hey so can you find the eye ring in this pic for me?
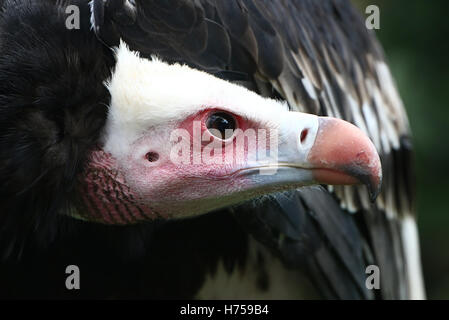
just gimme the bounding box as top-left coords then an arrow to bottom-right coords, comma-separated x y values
206,111 -> 237,140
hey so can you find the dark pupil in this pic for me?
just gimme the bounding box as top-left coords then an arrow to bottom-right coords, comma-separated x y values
206,112 -> 236,139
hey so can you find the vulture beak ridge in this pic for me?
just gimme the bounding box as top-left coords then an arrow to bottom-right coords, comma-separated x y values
306,117 -> 382,201
242,113 -> 382,203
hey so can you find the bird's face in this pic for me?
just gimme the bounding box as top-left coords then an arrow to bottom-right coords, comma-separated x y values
77,44 -> 382,224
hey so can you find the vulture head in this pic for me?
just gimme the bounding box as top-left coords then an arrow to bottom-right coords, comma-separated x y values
76,44 -> 382,224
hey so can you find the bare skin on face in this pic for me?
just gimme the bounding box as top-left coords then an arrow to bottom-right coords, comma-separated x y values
77,45 -> 382,224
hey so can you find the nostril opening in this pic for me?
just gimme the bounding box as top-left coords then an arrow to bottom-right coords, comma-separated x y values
300,128 -> 309,144
145,152 -> 159,162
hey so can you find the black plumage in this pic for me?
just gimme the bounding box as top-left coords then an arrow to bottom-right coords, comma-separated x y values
0,0 -> 112,259
0,0 -> 420,299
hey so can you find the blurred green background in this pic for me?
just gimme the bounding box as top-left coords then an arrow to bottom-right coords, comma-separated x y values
353,0 -> 449,299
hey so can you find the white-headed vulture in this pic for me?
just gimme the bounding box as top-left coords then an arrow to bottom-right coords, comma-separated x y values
0,0 -> 424,299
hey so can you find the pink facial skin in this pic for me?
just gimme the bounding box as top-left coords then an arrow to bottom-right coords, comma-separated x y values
79,108 -> 276,223
79,149 -> 158,224
78,110 -> 382,224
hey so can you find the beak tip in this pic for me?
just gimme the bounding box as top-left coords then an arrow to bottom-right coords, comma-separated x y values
368,172 -> 382,203
369,183 -> 381,203
342,164 -> 382,203
308,117 -> 383,202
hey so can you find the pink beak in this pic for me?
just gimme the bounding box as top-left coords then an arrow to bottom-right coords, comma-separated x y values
308,117 -> 382,201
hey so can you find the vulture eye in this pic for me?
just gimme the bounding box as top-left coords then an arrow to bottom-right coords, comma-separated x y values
206,112 -> 237,140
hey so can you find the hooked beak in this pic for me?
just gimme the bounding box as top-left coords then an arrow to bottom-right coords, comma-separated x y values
248,113 -> 382,201
307,117 -> 382,201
